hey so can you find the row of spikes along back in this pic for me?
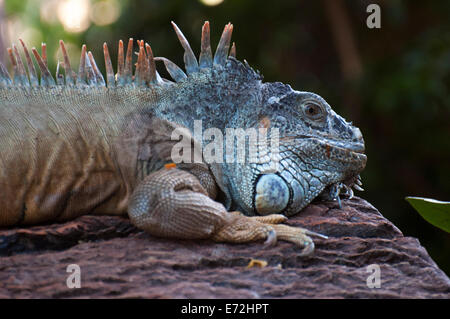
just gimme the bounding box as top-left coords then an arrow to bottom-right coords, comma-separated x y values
0,21 -> 236,89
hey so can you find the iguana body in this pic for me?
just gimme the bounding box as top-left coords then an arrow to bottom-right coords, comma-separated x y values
0,22 -> 366,254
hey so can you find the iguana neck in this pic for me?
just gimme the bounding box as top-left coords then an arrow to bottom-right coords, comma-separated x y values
153,67 -> 263,133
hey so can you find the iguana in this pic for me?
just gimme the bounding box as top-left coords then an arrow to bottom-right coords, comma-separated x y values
0,21 -> 366,255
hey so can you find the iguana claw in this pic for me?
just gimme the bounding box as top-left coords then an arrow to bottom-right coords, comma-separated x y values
299,240 -> 315,257
263,229 -> 277,247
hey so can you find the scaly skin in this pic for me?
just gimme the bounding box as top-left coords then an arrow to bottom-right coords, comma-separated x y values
0,22 -> 366,255
0,88 -> 153,225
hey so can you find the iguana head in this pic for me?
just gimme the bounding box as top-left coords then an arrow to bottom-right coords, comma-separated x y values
161,21 -> 367,216
205,75 -> 367,216
248,82 -> 367,216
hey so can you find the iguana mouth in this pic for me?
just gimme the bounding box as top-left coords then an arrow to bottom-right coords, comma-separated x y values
326,140 -> 365,154
283,135 -> 367,164
282,134 -> 365,152
323,139 -> 367,161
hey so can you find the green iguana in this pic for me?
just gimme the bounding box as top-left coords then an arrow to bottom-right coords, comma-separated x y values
0,21 -> 366,255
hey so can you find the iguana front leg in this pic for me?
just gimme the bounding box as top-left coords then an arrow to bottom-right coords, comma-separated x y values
128,168 -> 326,255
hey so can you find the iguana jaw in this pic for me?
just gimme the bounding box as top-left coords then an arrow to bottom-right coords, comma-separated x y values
246,134 -> 367,216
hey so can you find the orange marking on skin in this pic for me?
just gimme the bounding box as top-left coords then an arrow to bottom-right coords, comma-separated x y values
326,144 -> 331,158
259,117 -> 271,129
259,117 -> 271,135
164,163 -> 177,170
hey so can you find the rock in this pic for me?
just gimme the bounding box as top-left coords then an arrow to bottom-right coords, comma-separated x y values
0,197 -> 449,298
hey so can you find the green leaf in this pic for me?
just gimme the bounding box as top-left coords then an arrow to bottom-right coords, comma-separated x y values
405,197 -> 450,233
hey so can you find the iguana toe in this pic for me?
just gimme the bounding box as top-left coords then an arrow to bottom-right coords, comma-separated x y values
212,213 -> 326,255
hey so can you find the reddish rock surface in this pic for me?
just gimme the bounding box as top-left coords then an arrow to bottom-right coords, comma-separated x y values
0,197 -> 449,298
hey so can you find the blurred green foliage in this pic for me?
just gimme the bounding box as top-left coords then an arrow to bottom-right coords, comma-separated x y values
3,0 -> 450,274
406,197 -> 450,233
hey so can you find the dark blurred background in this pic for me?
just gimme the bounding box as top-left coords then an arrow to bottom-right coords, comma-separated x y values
1,0 -> 449,275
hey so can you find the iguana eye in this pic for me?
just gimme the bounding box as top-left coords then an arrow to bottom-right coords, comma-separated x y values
303,102 -> 324,120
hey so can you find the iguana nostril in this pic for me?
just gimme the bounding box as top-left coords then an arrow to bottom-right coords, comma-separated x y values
255,174 -> 290,215
352,127 -> 363,141
352,127 -> 365,152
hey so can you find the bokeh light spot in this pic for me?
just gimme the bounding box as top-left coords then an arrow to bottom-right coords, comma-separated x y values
40,0 -> 60,24
199,0 -> 224,7
57,0 -> 91,33
90,0 -> 121,26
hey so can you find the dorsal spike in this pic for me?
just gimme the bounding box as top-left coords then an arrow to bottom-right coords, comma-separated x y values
124,38 -> 133,83
77,44 -> 87,86
55,61 -> 64,85
11,45 -> 28,86
171,21 -> 199,74
229,42 -> 236,58
87,51 -> 105,86
41,43 -> 48,68
7,47 -> 17,76
155,70 -> 165,84
59,40 -> 76,85
145,43 -> 157,83
154,57 -> 187,82
0,62 -> 12,86
135,44 -> 147,86
139,40 -> 151,84
85,51 -> 96,85
103,42 -> 115,87
19,39 -> 38,87
199,21 -> 213,68
214,23 -> 233,66
31,47 -> 55,86
116,40 -> 125,85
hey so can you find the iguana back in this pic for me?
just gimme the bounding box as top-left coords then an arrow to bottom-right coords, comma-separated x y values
0,87 -> 151,225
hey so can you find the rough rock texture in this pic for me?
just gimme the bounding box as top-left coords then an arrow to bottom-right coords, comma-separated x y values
0,197 -> 449,298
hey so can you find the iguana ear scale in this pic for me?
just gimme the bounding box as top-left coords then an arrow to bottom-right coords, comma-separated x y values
171,21 -> 199,75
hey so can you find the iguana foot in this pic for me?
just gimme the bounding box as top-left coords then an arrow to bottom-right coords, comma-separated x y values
212,212 -> 327,256
128,167 -> 327,255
